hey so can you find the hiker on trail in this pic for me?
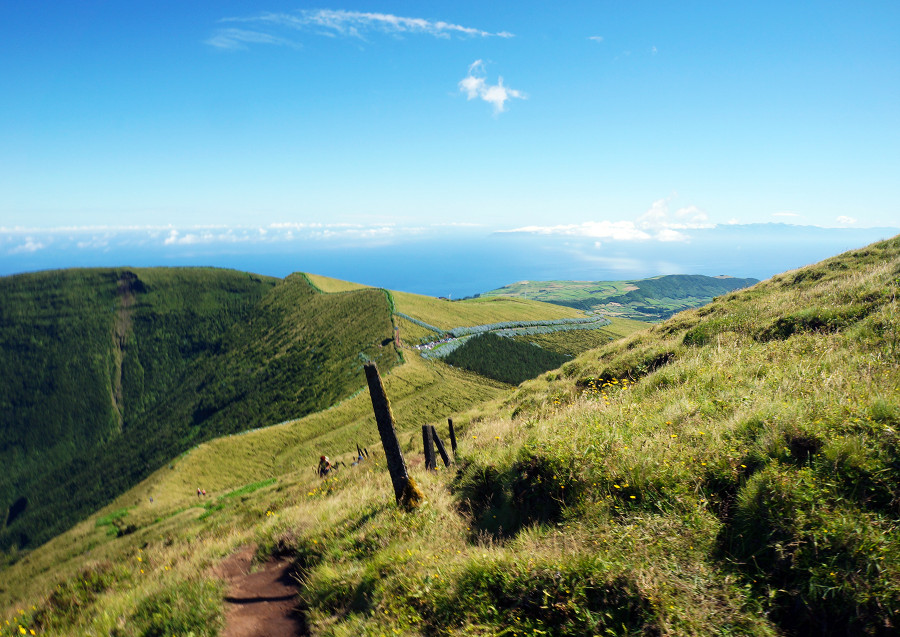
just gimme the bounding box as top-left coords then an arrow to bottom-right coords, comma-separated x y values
318,455 -> 332,477
197,487 -> 202,497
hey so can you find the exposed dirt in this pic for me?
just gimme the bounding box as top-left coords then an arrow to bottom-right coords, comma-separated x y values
216,545 -> 308,637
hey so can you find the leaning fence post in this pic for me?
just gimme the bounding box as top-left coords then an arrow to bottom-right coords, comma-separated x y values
448,418 -> 458,456
422,425 -> 436,471
364,362 -> 423,508
430,425 -> 451,468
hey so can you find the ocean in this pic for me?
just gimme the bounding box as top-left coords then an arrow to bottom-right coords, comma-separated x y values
1,224 -> 896,297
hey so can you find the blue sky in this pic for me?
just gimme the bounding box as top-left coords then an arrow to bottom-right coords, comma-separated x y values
1,1 -> 898,279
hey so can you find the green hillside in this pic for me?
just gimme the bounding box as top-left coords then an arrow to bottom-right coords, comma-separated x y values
483,274 -> 760,321
1,238 -> 898,636
443,332 -> 571,385
1,269 -> 588,556
0,268 -> 400,553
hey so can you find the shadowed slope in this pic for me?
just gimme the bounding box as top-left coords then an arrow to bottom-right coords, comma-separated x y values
0,269 -> 399,552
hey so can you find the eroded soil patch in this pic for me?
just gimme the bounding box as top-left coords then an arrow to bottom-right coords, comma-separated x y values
217,546 -> 307,637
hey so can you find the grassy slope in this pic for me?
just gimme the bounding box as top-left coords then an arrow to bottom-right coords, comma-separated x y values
443,333 -> 570,385
0,354 -> 508,627
513,316 -> 647,357
0,267 -> 279,551
442,238 -> 900,635
304,273 -> 590,345
391,291 -> 585,329
0,269 -> 400,553
304,273 -> 371,293
3,238 -> 898,636
392,291 -> 587,344
483,274 -> 759,321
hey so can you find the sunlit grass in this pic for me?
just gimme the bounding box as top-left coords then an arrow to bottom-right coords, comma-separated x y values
1,237 -> 898,635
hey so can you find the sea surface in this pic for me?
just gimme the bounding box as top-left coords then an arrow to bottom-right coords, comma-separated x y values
1,224 -> 896,298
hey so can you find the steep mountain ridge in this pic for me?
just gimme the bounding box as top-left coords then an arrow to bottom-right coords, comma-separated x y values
0,268 -> 399,552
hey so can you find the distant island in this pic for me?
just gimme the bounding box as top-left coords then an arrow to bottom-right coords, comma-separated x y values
481,273 -> 759,321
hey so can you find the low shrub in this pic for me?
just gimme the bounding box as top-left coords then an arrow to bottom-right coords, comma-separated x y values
118,579 -> 225,637
424,556 -> 657,636
33,562 -> 126,629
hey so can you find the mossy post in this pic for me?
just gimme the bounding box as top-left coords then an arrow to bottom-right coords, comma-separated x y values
448,418 -> 458,455
422,425 -> 436,471
430,425 -> 451,468
364,362 -> 423,508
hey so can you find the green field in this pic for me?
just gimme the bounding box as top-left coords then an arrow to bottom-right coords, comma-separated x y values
482,273 -> 760,321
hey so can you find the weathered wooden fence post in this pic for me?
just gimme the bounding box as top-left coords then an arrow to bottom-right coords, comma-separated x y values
430,425 -> 451,468
364,362 -> 423,508
448,418 -> 458,455
422,425 -> 436,470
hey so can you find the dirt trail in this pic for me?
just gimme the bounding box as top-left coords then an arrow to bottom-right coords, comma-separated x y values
215,546 -> 307,637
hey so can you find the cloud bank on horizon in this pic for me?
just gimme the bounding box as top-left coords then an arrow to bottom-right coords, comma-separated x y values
2,197 -> 894,260
503,197 -> 713,243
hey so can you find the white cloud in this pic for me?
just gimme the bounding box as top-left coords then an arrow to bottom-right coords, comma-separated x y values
76,236 -> 110,250
507,221 -> 652,241
11,238 -> 45,253
503,197 -> 713,242
459,60 -> 525,114
836,215 -> 857,226
204,28 -> 300,50
655,228 -> 687,242
674,205 -> 710,226
588,35 -> 604,43
651,45 -> 658,54
636,197 -> 671,230
211,10 -> 512,48
9,237 -> 46,254
637,197 -> 713,231
269,222 -> 325,230
430,221 -> 484,228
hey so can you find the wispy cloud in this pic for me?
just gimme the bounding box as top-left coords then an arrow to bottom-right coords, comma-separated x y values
503,197 -> 714,243
459,60 -> 525,115
836,215 -> 857,226
588,35 -> 604,43
208,9 -> 512,48
204,28 -> 301,50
